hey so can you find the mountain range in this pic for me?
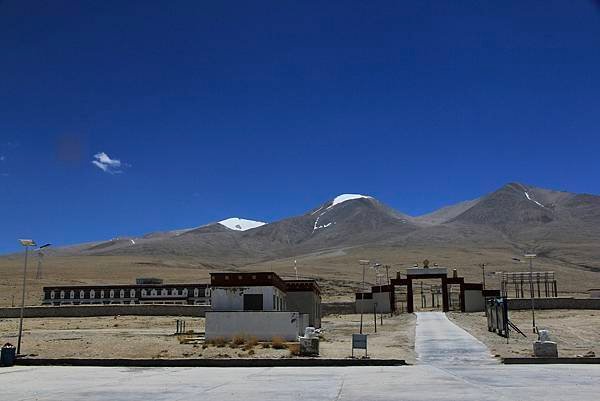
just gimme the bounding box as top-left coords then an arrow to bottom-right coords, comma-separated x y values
49,183 -> 600,273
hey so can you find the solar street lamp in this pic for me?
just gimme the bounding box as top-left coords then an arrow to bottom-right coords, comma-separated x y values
358,260 -> 370,334
17,239 -> 37,355
524,253 -> 537,333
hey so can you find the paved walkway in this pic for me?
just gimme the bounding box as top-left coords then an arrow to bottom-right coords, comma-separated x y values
415,312 -> 497,365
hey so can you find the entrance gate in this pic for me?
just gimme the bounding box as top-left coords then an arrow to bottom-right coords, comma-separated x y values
390,267 -> 473,313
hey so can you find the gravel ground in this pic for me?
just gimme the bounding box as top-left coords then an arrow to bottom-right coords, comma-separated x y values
0,313 -> 416,361
447,309 -> 600,358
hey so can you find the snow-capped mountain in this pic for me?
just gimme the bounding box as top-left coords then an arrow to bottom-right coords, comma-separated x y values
43,185 -> 600,273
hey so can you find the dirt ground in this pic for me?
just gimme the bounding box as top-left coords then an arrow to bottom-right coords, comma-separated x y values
0,313 -> 416,361
448,310 -> 600,358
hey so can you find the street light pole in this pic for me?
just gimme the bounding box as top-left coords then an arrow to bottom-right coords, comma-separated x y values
359,260 -> 370,334
525,253 -> 537,333
17,239 -> 36,355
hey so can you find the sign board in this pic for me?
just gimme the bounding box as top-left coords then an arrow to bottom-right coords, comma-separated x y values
352,333 -> 368,357
352,334 -> 367,349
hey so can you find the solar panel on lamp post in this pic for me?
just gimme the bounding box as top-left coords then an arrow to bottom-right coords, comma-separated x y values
524,253 -> 537,334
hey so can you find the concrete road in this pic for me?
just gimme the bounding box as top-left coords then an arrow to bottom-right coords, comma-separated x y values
1,364 -> 599,401
415,312 -> 497,365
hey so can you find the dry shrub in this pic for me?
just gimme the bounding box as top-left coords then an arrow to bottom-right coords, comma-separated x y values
207,337 -> 227,347
271,336 -> 286,349
287,343 -> 300,356
261,342 -> 271,349
243,336 -> 259,351
232,334 -> 246,347
248,349 -> 255,356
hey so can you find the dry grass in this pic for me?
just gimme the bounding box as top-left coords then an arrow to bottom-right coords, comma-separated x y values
271,336 -> 286,349
231,334 -> 246,347
206,337 -> 227,347
287,343 -> 300,356
243,336 -> 258,351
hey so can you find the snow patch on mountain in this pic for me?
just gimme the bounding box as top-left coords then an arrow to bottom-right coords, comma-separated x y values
219,217 -> 266,231
328,194 -> 372,209
524,192 -> 545,208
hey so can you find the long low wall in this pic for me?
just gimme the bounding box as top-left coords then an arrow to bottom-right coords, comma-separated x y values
1,302 -> 352,319
0,304 -> 210,318
507,298 -> 600,310
321,302 -> 355,316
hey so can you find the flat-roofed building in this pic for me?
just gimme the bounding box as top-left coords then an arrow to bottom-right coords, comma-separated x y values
210,272 -> 288,311
285,279 -> 322,328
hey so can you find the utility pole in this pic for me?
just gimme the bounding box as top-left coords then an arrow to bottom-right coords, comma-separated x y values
525,254 -> 537,333
359,260 -> 370,334
479,263 -> 486,290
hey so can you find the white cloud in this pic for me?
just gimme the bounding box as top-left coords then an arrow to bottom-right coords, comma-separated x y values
0,155 -> 5,162
92,152 -> 126,174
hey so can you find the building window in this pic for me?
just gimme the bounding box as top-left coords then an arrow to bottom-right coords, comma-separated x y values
90,290 -> 95,299
80,290 -> 85,299
182,288 -> 188,296
151,289 -> 157,296
172,288 -> 178,296
141,289 -> 147,296
70,290 -> 75,299
60,291 -> 65,299
109,290 -> 115,298
119,289 -> 125,298
193,288 -> 199,297
161,289 -> 168,296
50,291 -> 55,299
243,294 -> 264,311
100,290 -> 105,298
130,289 -> 135,298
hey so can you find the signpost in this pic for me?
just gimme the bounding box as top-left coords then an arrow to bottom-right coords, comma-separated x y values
352,333 -> 368,358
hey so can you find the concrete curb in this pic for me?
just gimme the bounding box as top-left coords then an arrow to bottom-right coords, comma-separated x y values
502,357 -> 600,364
15,357 -> 406,367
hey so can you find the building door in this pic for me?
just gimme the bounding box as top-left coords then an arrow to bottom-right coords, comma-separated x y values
243,294 -> 263,311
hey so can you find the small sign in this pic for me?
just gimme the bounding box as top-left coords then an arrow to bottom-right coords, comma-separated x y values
352,334 -> 367,349
352,333 -> 368,357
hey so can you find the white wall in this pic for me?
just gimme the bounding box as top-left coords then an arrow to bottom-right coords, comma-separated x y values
211,286 -> 287,311
356,293 -> 391,314
206,311 -> 303,341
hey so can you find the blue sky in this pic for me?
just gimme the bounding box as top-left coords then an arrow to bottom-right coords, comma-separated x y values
1,1 -> 599,253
